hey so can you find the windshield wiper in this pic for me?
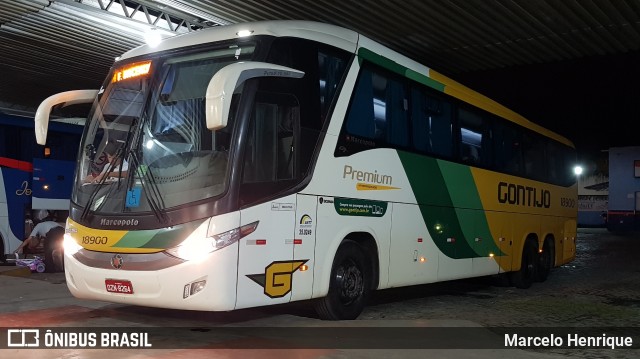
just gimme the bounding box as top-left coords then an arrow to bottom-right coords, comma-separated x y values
80,146 -> 124,220
124,112 -> 170,224
81,113 -> 136,220
128,150 -> 168,224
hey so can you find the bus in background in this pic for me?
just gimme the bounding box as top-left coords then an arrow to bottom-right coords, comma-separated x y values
0,112 -> 82,263
35,21 -> 577,320
607,146 -> 640,232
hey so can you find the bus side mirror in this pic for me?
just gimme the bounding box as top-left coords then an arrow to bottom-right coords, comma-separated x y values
35,90 -> 98,145
205,62 -> 304,130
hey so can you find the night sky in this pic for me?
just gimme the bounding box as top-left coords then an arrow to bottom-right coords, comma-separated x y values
454,50 -> 640,170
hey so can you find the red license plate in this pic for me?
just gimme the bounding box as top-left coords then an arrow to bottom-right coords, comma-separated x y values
105,279 -> 134,294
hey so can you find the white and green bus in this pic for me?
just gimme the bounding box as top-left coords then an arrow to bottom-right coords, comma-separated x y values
36,20 -> 577,320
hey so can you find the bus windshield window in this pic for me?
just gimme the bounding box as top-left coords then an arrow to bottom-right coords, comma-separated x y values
73,43 -> 256,214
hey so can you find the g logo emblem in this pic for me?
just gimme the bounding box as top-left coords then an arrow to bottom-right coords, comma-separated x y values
247,260 -> 308,298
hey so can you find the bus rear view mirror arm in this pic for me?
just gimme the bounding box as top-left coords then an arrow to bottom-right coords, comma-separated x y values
35,90 -> 98,145
205,61 -> 304,131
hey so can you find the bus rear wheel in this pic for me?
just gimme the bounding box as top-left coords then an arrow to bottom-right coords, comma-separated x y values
536,238 -> 554,282
510,239 -> 538,289
315,240 -> 370,320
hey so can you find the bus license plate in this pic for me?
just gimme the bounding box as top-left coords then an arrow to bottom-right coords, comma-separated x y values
105,279 -> 134,294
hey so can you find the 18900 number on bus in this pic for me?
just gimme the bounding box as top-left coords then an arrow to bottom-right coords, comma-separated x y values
560,197 -> 576,208
82,236 -> 108,244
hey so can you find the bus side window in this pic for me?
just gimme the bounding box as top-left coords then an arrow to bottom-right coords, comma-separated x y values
346,68 -> 376,139
242,92 -> 299,183
458,108 -> 489,166
522,131 -> 546,181
318,51 -> 348,121
546,139 -> 560,184
240,90 -> 300,206
493,121 -> 522,175
344,65 -> 409,147
410,88 -> 453,158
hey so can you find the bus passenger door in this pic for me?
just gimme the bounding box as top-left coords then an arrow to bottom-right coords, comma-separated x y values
236,195 -> 296,309
235,89 -> 303,309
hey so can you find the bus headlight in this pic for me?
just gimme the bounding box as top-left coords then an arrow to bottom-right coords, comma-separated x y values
63,234 -> 83,256
165,221 -> 258,261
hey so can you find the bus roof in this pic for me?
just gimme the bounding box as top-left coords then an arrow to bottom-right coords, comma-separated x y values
119,20 -> 573,149
119,20 -> 359,61
428,70 -> 574,148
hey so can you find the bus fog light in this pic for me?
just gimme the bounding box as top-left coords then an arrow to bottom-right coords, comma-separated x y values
191,280 -> 206,294
183,280 -> 207,298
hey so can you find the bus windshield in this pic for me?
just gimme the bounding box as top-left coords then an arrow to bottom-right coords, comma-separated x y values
73,43 -> 256,214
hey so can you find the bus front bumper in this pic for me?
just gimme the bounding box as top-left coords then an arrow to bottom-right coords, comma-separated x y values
63,245 -> 239,311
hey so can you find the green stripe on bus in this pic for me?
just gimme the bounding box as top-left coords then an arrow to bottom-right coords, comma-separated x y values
112,220 -> 205,249
358,48 -> 406,75
438,161 -> 503,256
397,151 -> 477,259
405,69 -> 445,92
357,48 -> 445,92
112,230 -> 157,248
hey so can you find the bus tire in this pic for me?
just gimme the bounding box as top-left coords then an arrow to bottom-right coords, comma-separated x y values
44,227 -> 65,273
536,238 -> 554,282
43,236 -> 55,273
510,239 -> 538,289
315,240 -> 370,320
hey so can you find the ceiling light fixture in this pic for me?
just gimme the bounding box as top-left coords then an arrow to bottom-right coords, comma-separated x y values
144,28 -> 162,47
236,30 -> 254,37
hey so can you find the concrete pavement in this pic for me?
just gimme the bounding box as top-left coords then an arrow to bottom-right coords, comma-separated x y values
0,264 -> 571,359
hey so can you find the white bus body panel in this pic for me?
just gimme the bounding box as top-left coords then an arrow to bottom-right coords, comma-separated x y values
291,194 -> 318,301
235,194 -> 296,309
303,49 -> 501,293
307,141 -> 415,293
388,203 -> 439,286
314,196 -> 392,296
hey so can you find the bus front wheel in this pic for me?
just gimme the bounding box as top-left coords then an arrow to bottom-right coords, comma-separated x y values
315,240 -> 370,320
44,227 -> 65,273
510,239 -> 538,289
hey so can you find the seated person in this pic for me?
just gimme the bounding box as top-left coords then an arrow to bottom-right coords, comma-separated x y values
84,150 -> 129,184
